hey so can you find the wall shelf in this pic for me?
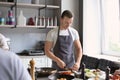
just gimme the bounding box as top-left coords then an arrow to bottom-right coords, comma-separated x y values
0,0 -> 61,28
46,5 -> 60,9
0,2 -> 14,7
0,2 -> 60,9
0,25 -> 14,28
0,25 -> 58,28
16,25 -> 45,28
17,3 -> 45,9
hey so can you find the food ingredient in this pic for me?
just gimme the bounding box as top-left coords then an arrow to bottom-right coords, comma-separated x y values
57,78 -> 67,80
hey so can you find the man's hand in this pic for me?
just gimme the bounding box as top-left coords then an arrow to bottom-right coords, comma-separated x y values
114,69 -> 120,75
71,62 -> 80,71
56,59 -> 66,69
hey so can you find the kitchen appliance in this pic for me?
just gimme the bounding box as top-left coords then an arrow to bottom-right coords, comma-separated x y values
28,49 -> 44,56
18,41 -> 45,56
18,49 -> 44,56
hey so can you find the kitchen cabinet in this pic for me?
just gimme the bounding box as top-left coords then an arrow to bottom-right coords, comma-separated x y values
20,55 -> 52,68
0,0 -> 61,28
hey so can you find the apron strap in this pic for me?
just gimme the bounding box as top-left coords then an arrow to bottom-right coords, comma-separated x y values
57,26 -> 60,38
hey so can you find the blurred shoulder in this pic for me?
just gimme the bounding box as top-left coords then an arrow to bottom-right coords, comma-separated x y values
69,27 -> 78,33
47,27 -> 59,36
48,27 -> 58,33
0,48 -> 19,59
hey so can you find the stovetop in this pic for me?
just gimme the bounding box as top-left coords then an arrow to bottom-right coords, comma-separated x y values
17,49 -> 44,56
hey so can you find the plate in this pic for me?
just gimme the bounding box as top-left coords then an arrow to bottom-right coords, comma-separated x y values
88,77 -> 104,80
85,69 -> 105,79
73,78 -> 83,80
58,71 -> 73,75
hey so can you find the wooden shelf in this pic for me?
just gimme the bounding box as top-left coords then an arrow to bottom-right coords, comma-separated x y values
47,26 -> 58,28
0,2 -> 14,7
17,3 -> 45,9
0,25 -> 58,28
0,25 -> 14,28
0,2 -> 60,9
0,1 -> 60,28
46,5 -> 60,9
17,25 -> 45,28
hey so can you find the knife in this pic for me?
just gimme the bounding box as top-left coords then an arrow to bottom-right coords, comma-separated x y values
64,67 -> 73,72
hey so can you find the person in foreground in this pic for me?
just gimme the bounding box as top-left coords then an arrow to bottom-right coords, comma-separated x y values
0,33 -> 32,80
45,10 -> 83,71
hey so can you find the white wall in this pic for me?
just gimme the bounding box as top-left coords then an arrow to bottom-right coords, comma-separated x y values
62,0 -> 79,30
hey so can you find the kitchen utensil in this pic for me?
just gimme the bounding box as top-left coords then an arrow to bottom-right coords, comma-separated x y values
64,66 -> 72,71
48,72 -> 75,80
35,67 -> 57,77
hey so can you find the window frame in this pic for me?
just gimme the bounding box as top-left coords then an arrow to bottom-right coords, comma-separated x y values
101,0 -> 120,56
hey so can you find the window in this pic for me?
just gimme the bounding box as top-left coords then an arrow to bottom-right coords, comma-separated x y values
101,0 -> 120,56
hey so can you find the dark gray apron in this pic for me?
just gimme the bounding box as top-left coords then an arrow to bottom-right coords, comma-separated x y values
52,28 -> 75,71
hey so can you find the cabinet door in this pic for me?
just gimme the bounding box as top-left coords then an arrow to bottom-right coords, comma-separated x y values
20,56 -> 52,68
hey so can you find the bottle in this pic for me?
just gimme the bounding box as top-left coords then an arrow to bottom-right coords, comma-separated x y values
29,58 -> 35,80
8,10 -> 13,17
105,66 -> 110,80
17,10 -> 26,26
51,17 -> 53,26
9,17 -> 15,25
42,16 -> 45,27
39,17 -> 42,26
80,63 -> 86,80
6,9 -> 15,25
0,17 -> 5,25
47,17 -> 49,27
54,16 -> 57,26
35,16 -> 38,26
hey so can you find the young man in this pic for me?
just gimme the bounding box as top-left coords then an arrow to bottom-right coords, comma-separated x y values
45,10 -> 83,71
0,33 -> 32,80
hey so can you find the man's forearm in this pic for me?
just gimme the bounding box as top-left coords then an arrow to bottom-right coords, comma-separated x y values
75,49 -> 83,65
45,51 -> 61,63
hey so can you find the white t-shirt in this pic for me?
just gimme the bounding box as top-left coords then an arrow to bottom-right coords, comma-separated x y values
46,27 -> 80,47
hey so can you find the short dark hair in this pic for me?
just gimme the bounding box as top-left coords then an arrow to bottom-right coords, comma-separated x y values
61,10 -> 73,18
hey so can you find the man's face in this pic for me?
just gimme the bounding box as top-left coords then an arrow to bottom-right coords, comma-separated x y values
61,16 -> 73,29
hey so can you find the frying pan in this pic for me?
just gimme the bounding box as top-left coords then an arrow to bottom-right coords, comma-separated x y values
54,73 -> 75,80
35,67 -> 57,77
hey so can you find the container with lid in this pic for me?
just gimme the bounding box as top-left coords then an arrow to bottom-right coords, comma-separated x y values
17,10 -> 26,26
0,18 -> 5,25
